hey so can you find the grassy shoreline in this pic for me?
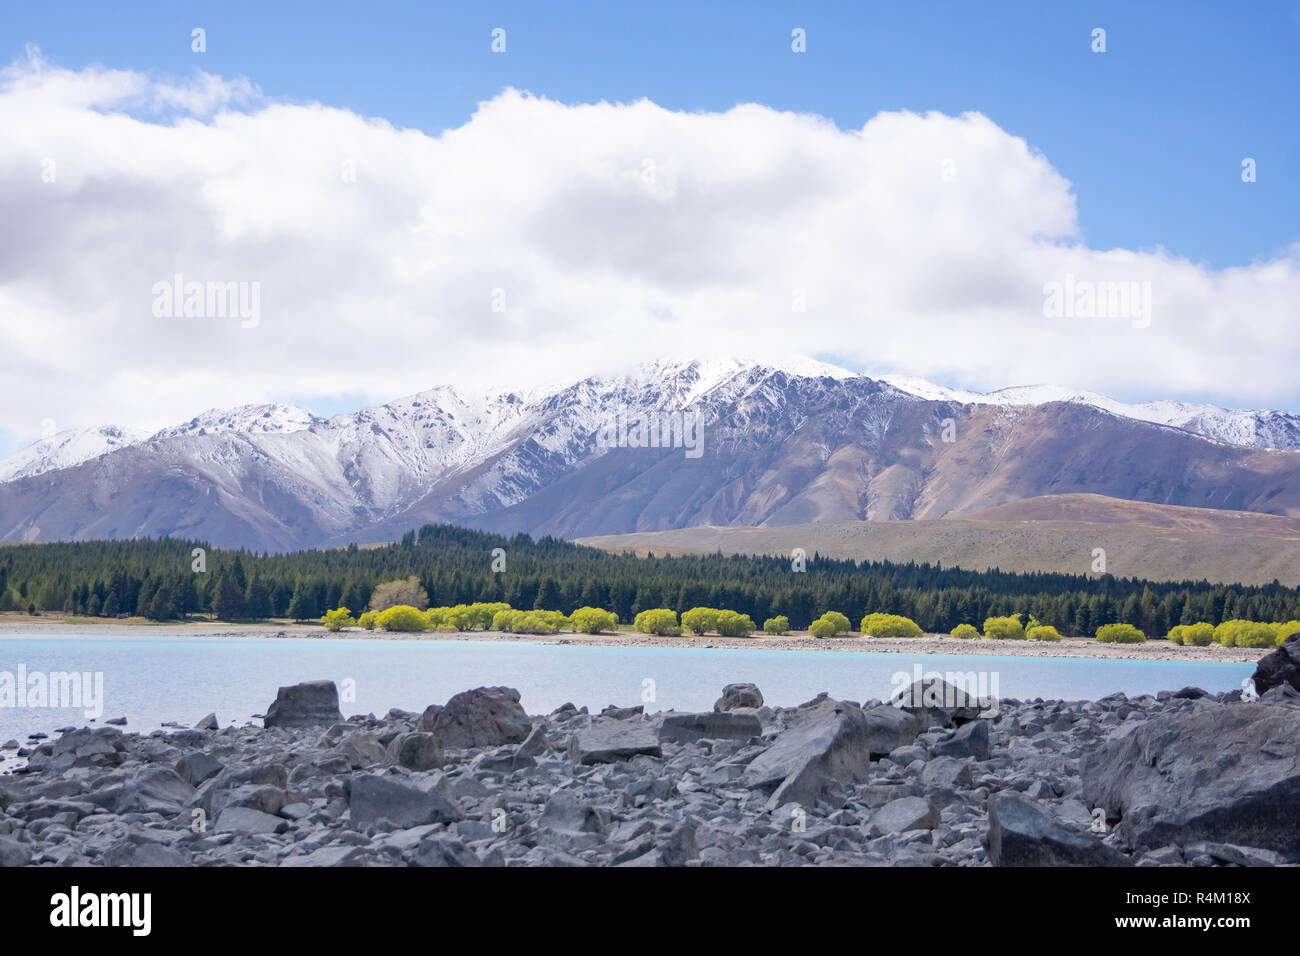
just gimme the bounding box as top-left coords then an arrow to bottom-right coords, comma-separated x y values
0,613 -> 1268,663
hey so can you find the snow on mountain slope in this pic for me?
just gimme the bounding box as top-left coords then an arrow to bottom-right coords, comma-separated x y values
0,425 -> 150,482
4,357 -> 1300,550
879,376 -> 1300,450
148,403 -> 323,441
4,359 -> 1296,496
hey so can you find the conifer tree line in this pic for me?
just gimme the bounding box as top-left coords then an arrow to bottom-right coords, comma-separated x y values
1,523 -> 1298,637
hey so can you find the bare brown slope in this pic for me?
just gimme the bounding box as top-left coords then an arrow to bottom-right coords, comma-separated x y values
577,495 -> 1300,587
964,493 -> 1300,536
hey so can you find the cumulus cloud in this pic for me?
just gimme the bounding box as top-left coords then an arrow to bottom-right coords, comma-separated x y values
1,49 -> 1298,445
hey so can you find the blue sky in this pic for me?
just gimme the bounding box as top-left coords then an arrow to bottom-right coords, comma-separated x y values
6,0 -> 1296,268
1,1 -> 1298,459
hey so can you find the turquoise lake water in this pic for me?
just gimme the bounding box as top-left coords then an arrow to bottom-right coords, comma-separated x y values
0,634 -> 1255,745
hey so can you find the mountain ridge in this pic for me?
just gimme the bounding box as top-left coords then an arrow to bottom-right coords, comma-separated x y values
4,358 -> 1300,551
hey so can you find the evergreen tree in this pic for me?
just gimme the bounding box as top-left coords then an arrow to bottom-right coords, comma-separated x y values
534,578 -> 563,611
212,574 -> 246,621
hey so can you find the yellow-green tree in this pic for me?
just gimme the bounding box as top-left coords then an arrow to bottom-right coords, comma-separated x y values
634,608 -> 681,636
321,607 -> 355,631
983,615 -> 1026,640
682,607 -> 722,636
377,604 -> 430,632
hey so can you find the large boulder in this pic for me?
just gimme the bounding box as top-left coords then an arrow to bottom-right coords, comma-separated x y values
740,698 -> 873,809
0,836 -> 31,867
1252,632 -> 1300,695
892,676 -> 993,728
175,752 -> 224,787
540,790 -> 604,833
714,683 -> 764,712
861,705 -> 922,757
114,767 -> 195,815
933,719 -> 991,760
421,687 -> 531,750
869,796 -> 939,835
659,712 -> 762,744
348,773 -> 463,830
263,680 -> 343,729
384,732 -> 444,771
988,793 -> 1131,866
1081,701 -> 1300,852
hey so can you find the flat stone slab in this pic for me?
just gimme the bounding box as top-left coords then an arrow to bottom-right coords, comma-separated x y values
658,712 -> 762,744
572,721 -> 662,764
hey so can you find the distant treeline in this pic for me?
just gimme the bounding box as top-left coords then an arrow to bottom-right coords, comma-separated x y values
1,523 -> 1299,637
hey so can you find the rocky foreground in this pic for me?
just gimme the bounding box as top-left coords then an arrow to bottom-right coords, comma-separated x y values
2,638 -> 1300,868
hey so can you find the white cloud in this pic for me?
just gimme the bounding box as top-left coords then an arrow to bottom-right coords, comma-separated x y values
1,49 -> 1298,445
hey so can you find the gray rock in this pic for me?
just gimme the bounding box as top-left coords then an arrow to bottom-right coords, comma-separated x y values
600,705 -> 644,719
384,732 -> 444,770
348,773 -> 463,830
893,677 -> 993,727
714,683 -> 764,712
115,767 -> 195,814
988,793 -> 1130,866
214,806 -> 288,834
264,680 -> 343,729
416,835 -> 482,867
888,745 -> 927,766
933,720 -> 990,760
1182,841 -> 1284,867
421,687 -> 531,749
741,697 -> 873,809
335,732 -> 387,769
0,836 -> 31,867
661,822 -> 698,867
515,723 -> 553,763
659,712 -> 762,744
194,713 -> 219,731
861,705 -> 922,757
1259,682 -> 1300,707
1251,632 -> 1300,696
540,790 -> 603,833
1081,702 -> 1300,852
120,844 -> 189,867
282,845 -> 367,867
870,796 -> 939,835
175,752 -> 224,787
1136,846 -> 1184,866
572,720 -> 662,764
920,756 -> 973,790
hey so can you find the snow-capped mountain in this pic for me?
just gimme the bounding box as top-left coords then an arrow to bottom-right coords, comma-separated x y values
2,357 -> 1300,550
147,403 -> 324,441
879,376 -> 1300,450
0,404 -> 326,483
0,425 -> 150,482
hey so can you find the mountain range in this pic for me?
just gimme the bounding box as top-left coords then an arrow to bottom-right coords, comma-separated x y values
3,357 -> 1300,553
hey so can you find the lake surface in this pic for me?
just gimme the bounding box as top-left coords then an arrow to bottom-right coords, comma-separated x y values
0,634 -> 1255,745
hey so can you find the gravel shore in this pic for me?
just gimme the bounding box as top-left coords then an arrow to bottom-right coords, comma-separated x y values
0,617 -> 1268,663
